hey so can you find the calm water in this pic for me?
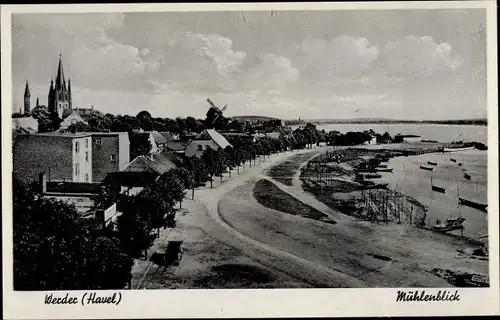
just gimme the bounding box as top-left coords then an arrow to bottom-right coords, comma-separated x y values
373,149 -> 488,238
306,124 -> 488,144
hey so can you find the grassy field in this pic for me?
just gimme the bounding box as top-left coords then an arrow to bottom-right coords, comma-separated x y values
253,179 -> 336,224
265,152 -> 318,186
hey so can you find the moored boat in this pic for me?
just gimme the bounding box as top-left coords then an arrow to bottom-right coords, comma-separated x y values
365,173 -> 382,179
464,173 -> 471,180
428,161 -> 438,166
450,158 -> 457,162
432,185 -> 446,193
444,146 -> 475,152
431,217 -> 465,233
420,165 -> 434,171
376,168 -> 393,172
458,198 -> 488,212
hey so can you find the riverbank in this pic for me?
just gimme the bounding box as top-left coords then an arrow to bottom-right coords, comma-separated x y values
298,143 -> 488,254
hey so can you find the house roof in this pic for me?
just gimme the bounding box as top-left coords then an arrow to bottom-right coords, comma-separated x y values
396,134 -> 421,138
194,129 -> 232,149
159,132 -> 176,142
165,142 -> 189,152
89,132 -> 128,137
17,132 -> 91,138
124,155 -> 175,175
151,153 -> 177,171
146,131 -> 169,145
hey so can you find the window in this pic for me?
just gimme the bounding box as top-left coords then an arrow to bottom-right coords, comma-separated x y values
75,164 -> 80,176
197,144 -> 203,151
85,139 -> 89,149
84,173 -> 89,182
95,138 -> 102,146
75,142 -> 80,153
85,152 -> 89,162
110,154 -> 116,163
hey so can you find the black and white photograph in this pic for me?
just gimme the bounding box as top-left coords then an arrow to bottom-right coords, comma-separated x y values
2,1 -> 498,318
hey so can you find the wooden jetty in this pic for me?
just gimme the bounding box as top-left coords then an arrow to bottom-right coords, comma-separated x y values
420,165 -> 434,171
458,197 -> 488,212
427,161 -> 438,166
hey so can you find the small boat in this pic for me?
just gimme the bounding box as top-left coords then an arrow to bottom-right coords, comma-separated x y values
420,165 -> 434,171
443,146 -> 475,152
450,158 -> 457,162
431,217 -> 465,233
360,182 -> 388,190
464,173 -> 471,180
432,185 -> 446,193
376,168 -> 393,172
458,163 -> 463,167
458,198 -> 488,212
365,173 -> 382,179
427,161 -> 437,166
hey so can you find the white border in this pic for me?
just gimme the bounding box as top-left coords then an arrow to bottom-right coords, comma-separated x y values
2,2 -> 499,319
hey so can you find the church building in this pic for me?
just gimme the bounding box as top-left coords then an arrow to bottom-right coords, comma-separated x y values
48,54 -> 72,119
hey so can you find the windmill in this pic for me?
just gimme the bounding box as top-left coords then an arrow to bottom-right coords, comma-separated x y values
205,98 -> 228,128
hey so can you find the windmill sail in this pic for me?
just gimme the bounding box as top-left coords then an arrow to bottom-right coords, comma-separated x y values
206,98 -> 217,109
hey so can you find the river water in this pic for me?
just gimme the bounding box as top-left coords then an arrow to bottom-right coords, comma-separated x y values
308,123 -> 488,145
372,149 -> 488,239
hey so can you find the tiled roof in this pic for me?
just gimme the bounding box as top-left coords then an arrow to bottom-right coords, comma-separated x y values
151,153 -> 177,171
195,129 -> 232,149
147,131 -> 169,145
124,155 -> 175,175
158,132 -> 176,142
16,132 -> 91,138
166,142 -> 189,151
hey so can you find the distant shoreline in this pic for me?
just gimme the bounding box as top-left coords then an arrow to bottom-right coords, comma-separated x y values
286,120 -> 487,126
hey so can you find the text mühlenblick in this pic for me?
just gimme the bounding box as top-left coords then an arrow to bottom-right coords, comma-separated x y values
396,290 -> 460,302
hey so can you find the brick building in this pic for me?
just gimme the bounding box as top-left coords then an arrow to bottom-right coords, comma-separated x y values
13,133 -> 92,183
91,132 -> 130,182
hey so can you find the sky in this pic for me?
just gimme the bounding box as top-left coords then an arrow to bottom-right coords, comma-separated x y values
11,9 -> 487,120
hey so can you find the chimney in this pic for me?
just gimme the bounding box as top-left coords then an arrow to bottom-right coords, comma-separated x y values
39,172 -> 47,194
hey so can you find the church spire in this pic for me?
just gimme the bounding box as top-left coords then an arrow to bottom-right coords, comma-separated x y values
36,97 -> 40,107
24,80 -> 30,97
24,81 -> 31,114
55,54 -> 66,89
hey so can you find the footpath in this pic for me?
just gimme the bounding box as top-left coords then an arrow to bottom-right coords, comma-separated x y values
131,148 -> 318,289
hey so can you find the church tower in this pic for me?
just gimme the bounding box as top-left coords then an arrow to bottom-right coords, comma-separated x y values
48,54 -> 72,118
24,81 -> 30,114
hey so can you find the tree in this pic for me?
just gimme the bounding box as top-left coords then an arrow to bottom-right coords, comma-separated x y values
116,196 -> 156,259
129,132 -> 152,160
30,105 -> 53,132
137,111 -> 153,131
13,179 -> 133,290
202,148 -> 226,187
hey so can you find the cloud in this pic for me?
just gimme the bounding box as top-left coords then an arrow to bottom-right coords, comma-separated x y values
294,35 -> 379,79
378,36 -> 463,77
239,53 -> 300,92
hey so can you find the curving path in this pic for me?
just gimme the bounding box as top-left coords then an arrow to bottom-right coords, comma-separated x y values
192,149 -> 366,287
180,148 -> 486,288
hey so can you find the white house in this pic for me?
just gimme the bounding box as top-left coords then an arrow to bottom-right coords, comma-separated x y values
394,134 -> 422,143
59,111 -> 88,130
185,129 -> 232,158
364,135 -> 377,145
12,116 -> 39,133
